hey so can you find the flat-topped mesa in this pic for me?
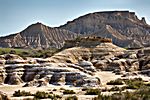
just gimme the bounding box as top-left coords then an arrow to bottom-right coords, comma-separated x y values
63,36 -> 112,48
91,11 -> 140,22
97,10 -> 135,16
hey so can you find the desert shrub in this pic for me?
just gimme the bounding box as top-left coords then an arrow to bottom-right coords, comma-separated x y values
94,87 -> 150,100
54,94 -> 62,99
52,89 -> 57,91
109,86 -> 120,91
107,79 -> 123,85
33,91 -> 62,99
34,91 -> 49,99
85,89 -> 101,95
124,78 -> 144,89
93,94 -> 112,100
9,50 -> 16,54
82,87 -> 88,91
13,90 -> 32,97
63,89 -> 76,94
125,84 -> 139,89
60,87 -> 65,90
13,90 -> 62,99
145,82 -> 150,86
65,96 -> 78,100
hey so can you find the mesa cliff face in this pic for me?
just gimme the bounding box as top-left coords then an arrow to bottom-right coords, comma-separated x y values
60,11 -> 150,48
0,23 -> 77,49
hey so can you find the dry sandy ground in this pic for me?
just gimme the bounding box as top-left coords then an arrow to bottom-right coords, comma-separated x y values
94,71 -> 122,85
1,71 -> 150,100
0,83 -> 97,100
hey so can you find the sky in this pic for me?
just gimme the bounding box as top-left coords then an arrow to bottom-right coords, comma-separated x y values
0,0 -> 150,36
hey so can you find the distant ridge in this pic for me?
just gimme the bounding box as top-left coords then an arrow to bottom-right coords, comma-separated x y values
1,10 -> 150,49
59,11 -> 150,48
0,22 -> 77,49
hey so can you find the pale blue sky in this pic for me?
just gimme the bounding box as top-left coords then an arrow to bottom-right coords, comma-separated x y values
0,0 -> 150,36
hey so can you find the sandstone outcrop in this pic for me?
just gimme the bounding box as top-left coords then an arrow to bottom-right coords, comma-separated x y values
0,53 -> 100,87
0,91 -> 10,100
48,37 -> 125,64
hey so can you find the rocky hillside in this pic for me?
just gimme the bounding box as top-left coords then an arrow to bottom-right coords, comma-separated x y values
60,11 -> 150,48
0,22 -> 77,49
48,37 -> 125,64
2,37 -> 150,87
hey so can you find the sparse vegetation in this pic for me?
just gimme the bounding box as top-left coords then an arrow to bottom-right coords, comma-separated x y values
10,77 -> 150,100
85,88 -> 101,95
13,90 -> 32,97
106,78 -> 124,85
94,87 -> 150,100
60,87 -> 65,90
109,86 -> 121,91
124,78 -> 145,89
63,89 -> 76,94
53,89 -> 57,91
65,96 -> 78,100
13,90 -> 62,99
33,91 -> 62,99
0,48 -> 60,58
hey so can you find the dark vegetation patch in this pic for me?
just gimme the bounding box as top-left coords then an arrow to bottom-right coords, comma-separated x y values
85,89 -> 101,95
63,89 -> 76,94
13,90 -> 62,99
65,96 -> 78,100
106,78 -> 124,85
0,48 -> 61,58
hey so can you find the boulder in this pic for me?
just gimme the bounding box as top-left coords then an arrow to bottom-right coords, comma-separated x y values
5,73 -> 23,85
78,60 -> 96,72
128,53 -> 137,59
107,59 -> 127,71
126,59 -> 139,72
50,73 -> 66,85
142,64 -> 150,70
93,60 -> 108,70
0,56 -> 5,65
0,91 -> 10,100
3,54 -> 23,60
0,67 -> 6,84
75,77 -> 101,87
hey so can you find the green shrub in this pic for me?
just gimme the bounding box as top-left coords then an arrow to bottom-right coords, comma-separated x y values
33,91 -> 62,99
94,87 -> 150,100
65,96 -> 78,100
13,90 -> 32,97
109,86 -> 120,91
13,90 -> 62,99
53,89 -> 57,91
124,78 -> 144,89
93,94 -> 112,100
107,79 -> 123,85
82,87 -> 88,91
85,89 -> 101,95
63,90 -> 76,94
60,88 -> 65,90
34,91 -> 49,99
54,94 -> 62,99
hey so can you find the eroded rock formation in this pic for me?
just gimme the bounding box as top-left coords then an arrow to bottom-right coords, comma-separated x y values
60,11 -> 150,48
0,22 -> 77,49
1,37 -> 150,87
0,54 -> 100,87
